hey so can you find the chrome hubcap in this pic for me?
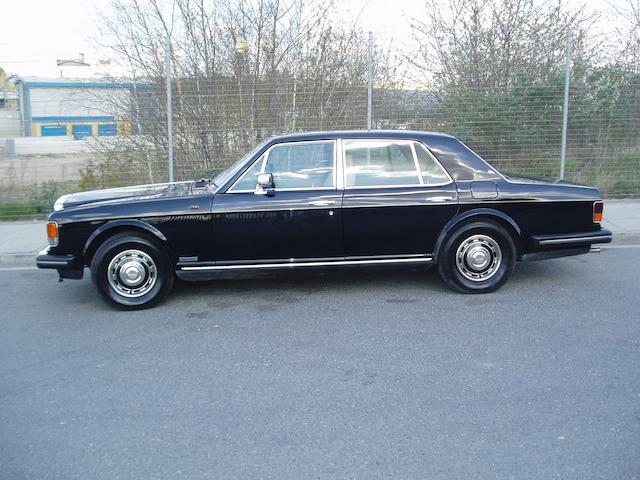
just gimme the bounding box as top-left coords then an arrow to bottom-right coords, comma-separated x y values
455,234 -> 502,282
107,249 -> 157,298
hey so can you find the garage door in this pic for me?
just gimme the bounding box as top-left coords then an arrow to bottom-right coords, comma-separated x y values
72,125 -> 93,139
98,124 -> 117,136
41,125 -> 67,136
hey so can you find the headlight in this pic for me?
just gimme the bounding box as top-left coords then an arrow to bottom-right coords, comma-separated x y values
53,194 -> 69,211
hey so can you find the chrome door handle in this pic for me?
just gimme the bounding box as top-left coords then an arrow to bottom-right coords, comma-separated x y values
308,200 -> 337,206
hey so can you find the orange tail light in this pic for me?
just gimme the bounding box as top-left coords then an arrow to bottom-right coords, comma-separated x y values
593,201 -> 603,223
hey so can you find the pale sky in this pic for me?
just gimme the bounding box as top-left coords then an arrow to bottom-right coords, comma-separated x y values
0,0 -> 630,78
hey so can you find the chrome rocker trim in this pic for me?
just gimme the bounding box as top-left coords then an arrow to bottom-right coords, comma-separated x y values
179,255 -> 433,272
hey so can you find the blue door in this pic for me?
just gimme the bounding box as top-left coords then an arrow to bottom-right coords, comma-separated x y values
98,124 -> 117,136
72,125 -> 92,139
41,125 -> 67,136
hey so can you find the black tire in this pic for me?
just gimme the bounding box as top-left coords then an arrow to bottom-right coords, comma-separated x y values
90,232 -> 174,309
437,220 -> 516,294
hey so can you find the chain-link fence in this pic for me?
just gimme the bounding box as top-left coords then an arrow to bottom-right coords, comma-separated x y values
1,35 -> 639,220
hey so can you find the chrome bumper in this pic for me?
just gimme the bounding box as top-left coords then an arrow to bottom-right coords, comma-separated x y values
36,247 -> 77,269
531,229 -> 613,247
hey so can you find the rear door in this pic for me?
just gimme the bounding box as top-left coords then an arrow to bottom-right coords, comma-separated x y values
341,139 -> 458,257
212,140 -> 343,262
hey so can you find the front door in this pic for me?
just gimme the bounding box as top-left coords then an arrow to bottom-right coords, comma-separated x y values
212,140 -> 343,262
341,139 -> 458,257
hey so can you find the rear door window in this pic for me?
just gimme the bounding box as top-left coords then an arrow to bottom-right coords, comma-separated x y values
344,140 -> 421,187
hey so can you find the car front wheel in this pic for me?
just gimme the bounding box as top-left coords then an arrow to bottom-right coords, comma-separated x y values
90,233 -> 174,309
438,221 -> 516,294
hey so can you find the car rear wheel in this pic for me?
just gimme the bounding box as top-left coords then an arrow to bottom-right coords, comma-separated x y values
438,221 -> 516,293
90,233 -> 174,309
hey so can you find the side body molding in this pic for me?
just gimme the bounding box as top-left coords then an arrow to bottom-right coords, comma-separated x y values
433,208 -> 522,262
83,219 -> 168,257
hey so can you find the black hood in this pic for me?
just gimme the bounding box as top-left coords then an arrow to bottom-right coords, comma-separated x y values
55,181 -> 198,210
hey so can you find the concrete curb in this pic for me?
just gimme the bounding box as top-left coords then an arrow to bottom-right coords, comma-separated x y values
610,233 -> 640,245
0,253 -> 38,267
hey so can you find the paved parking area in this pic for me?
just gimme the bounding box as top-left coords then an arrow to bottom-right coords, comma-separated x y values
1,247 -> 639,479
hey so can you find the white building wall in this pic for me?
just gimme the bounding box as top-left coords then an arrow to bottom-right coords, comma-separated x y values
29,87 -> 130,119
0,110 -> 21,138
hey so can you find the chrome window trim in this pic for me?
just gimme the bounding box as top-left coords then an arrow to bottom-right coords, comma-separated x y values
230,186 -> 339,194
410,142 -> 424,186
336,138 -> 345,190
342,138 -> 454,189
344,183 -> 450,190
228,139 -> 337,194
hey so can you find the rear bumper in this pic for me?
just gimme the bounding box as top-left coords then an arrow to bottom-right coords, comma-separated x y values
531,228 -> 613,248
36,248 -> 83,279
522,228 -> 612,262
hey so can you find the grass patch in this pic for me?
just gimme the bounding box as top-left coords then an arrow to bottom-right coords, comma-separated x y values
0,202 -> 48,221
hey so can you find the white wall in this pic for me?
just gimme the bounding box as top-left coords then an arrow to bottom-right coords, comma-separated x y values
29,87 -> 130,119
4,136 -> 90,154
0,110 -> 21,138
3,135 -> 122,155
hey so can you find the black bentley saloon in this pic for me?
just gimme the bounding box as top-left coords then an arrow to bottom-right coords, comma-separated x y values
37,130 -> 612,309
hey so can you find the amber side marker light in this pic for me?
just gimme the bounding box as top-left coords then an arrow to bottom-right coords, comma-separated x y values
46,222 -> 59,247
593,201 -> 604,223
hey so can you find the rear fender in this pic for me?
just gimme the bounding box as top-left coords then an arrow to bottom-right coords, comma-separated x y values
433,208 -> 522,262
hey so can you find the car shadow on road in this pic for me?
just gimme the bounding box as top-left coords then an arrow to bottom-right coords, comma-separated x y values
168,258 -> 570,304
29,257 -> 581,312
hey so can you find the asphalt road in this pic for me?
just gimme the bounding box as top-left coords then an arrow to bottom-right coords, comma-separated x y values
1,247 -> 639,480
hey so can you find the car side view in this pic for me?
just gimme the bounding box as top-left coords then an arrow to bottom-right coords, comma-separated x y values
37,130 -> 612,309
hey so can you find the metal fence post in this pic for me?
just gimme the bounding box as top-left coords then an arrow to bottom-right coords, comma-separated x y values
560,30 -> 572,181
367,31 -> 373,131
165,33 -> 175,183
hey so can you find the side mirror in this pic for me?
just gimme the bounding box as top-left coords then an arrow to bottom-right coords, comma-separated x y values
255,172 -> 275,196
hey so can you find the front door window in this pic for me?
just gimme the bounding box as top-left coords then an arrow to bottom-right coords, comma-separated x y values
230,141 -> 335,192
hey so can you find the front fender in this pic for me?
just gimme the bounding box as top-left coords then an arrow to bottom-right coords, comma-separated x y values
433,208 -> 522,262
83,219 -> 168,257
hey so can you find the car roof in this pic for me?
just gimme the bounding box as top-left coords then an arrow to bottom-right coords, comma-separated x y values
267,130 -> 456,143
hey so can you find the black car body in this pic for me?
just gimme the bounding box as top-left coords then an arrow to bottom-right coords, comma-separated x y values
37,130 -> 612,308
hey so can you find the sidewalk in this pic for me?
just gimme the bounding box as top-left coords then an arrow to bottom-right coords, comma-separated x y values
600,200 -> 640,244
0,200 -> 638,267
0,220 -> 48,266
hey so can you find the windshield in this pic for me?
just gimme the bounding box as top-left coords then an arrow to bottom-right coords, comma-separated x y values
210,141 -> 268,191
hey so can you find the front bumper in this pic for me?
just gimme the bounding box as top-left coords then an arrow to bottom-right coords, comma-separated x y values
36,247 -> 83,279
36,247 -> 76,268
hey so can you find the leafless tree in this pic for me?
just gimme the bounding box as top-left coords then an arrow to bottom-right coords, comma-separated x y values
84,0 -> 398,186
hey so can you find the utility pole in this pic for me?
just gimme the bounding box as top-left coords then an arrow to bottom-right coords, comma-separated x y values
367,31 -> 373,131
165,33 -> 175,183
559,30 -> 572,181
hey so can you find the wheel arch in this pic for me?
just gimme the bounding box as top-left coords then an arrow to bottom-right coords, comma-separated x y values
433,208 -> 523,263
83,220 -> 170,266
